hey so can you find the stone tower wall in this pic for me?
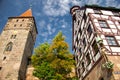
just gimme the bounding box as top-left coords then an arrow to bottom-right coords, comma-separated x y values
0,17 -> 37,80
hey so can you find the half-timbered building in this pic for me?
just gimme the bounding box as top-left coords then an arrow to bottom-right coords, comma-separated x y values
70,5 -> 120,80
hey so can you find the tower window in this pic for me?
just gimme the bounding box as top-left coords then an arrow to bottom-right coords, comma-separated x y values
0,67 -> 2,70
113,12 -> 119,16
3,56 -> 6,60
98,20 -> 108,28
5,42 -> 13,51
105,36 -> 118,46
11,35 -> 16,39
22,19 -> 24,21
16,19 -> 19,22
14,24 -> 16,27
20,24 -> 22,27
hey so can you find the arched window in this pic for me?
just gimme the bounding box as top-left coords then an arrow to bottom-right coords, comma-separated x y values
99,77 -> 104,80
5,42 -> 13,51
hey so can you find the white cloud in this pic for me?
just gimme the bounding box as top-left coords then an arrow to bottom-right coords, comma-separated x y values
42,0 -> 81,17
46,23 -> 56,35
40,32 -> 48,37
60,19 -> 69,28
42,0 -> 120,17
105,0 -> 120,8
38,20 -> 46,28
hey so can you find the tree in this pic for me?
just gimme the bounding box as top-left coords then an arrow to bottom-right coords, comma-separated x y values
31,31 -> 75,80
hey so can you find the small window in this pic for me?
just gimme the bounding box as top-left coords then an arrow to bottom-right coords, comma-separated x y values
94,9 -> 102,14
82,62 -> 85,72
20,24 -> 22,27
87,25 -> 92,37
86,53 -> 91,66
92,41 -> 99,55
83,13 -> 87,22
100,77 -> 104,80
78,27 -> 82,35
3,57 -> 6,60
113,12 -> 119,16
11,35 -> 16,39
16,19 -> 19,22
98,20 -> 108,28
105,36 -> 118,46
0,67 -> 2,70
83,38 -> 86,47
22,19 -> 24,21
5,42 -> 13,51
14,24 -> 16,27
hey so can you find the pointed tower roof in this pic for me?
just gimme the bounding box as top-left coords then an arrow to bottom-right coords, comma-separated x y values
19,9 -> 32,17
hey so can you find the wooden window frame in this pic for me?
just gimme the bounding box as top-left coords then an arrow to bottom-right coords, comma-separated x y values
105,36 -> 119,46
98,20 -> 109,28
94,9 -> 102,14
112,12 -> 120,16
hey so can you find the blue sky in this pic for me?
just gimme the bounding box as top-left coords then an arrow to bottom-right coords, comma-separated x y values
0,0 -> 120,53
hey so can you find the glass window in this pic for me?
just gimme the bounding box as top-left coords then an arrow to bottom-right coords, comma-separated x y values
113,12 -> 119,16
98,20 -> 108,28
94,9 -> 102,14
105,36 -> 118,46
82,62 -> 85,72
86,53 -> 91,66
83,38 -> 86,47
5,42 -> 13,51
87,25 -> 92,36
92,41 -> 99,55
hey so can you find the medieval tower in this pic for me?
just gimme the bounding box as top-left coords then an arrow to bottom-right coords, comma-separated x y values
0,9 -> 38,80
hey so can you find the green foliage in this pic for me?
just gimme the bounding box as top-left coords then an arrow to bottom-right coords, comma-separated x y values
31,31 -> 75,80
102,61 -> 114,69
33,62 -> 55,80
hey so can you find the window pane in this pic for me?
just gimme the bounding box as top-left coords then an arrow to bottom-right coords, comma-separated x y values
86,53 -> 91,66
106,36 -> 118,46
92,41 -> 99,55
98,20 -> 108,28
94,9 -> 102,14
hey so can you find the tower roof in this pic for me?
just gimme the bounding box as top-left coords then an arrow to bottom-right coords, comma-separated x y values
19,9 -> 32,17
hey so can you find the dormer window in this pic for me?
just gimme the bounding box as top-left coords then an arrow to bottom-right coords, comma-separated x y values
94,9 -> 102,14
113,12 -> 119,16
105,36 -> 118,46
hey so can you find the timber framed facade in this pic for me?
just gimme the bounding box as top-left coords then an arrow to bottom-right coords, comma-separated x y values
70,5 -> 120,80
